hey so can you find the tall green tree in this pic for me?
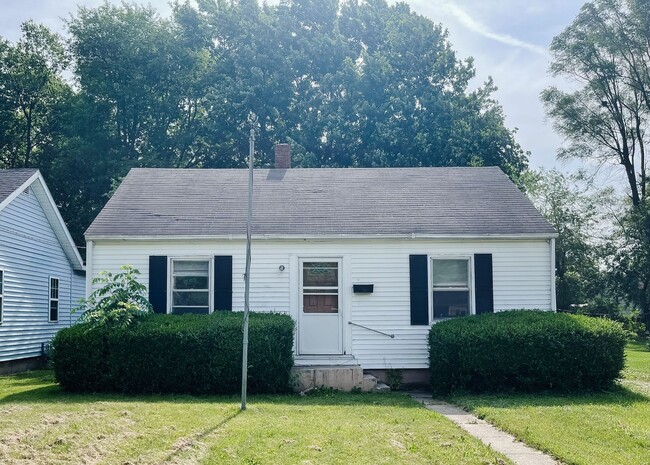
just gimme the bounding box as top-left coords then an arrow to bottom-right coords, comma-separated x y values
180,0 -> 528,177
1,0 -> 530,245
67,3 -> 216,169
524,169 -> 611,310
610,200 -> 650,325
0,21 -> 70,168
542,0 -> 648,206
544,0 -> 650,324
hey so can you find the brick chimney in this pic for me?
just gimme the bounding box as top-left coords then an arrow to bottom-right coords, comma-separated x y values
274,143 -> 291,169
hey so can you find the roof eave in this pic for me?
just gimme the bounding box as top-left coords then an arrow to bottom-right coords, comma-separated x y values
85,232 -> 559,241
7,172 -> 86,271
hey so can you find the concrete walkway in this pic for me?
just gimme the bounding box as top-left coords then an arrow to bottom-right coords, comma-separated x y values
408,392 -> 560,465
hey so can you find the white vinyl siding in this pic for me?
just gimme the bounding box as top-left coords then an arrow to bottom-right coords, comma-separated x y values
90,238 -> 553,369
0,188 -> 85,363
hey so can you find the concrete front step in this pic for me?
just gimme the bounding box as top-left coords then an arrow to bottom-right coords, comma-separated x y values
292,365 -> 379,392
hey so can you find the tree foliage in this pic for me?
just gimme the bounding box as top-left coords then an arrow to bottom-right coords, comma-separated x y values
77,265 -> 152,329
610,200 -> 650,325
542,0 -> 649,206
544,0 -> 650,325
0,0 -> 528,245
523,169 -> 610,310
0,21 -> 69,168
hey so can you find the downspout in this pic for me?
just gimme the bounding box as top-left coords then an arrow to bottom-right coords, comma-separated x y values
85,240 -> 94,299
550,238 -> 557,312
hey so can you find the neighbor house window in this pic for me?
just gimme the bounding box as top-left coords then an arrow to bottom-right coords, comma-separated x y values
432,259 -> 471,318
49,277 -> 59,322
171,259 -> 210,314
0,270 -> 4,324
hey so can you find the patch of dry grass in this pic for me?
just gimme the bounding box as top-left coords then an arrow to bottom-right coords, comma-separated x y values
0,372 -> 509,465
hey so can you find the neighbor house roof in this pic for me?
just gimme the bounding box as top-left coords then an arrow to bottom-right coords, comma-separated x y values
85,167 -> 556,239
0,168 -> 84,270
0,168 -> 38,204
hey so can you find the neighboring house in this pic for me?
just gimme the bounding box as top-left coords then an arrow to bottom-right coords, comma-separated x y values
0,169 -> 85,373
84,145 -> 557,382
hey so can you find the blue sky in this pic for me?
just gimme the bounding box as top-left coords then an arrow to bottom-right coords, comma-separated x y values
1,0 -> 587,170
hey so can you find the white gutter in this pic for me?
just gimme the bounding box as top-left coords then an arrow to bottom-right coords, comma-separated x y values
85,232 -> 559,241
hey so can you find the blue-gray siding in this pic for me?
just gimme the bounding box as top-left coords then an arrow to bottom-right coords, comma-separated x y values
0,187 -> 84,362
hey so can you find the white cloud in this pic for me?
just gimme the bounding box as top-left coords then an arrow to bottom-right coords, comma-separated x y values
437,2 -> 548,56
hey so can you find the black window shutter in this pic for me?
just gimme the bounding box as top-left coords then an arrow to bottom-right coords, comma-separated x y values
149,256 -> 168,314
214,256 -> 233,311
474,254 -> 494,314
409,255 -> 429,325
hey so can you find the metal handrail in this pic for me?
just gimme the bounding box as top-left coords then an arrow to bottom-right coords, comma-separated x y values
348,321 -> 395,338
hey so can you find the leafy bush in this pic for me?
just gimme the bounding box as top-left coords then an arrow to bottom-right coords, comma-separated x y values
429,311 -> 626,393
52,312 -> 294,394
77,266 -> 152,329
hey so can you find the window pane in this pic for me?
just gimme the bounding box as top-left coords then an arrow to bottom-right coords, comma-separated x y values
50,300 -> 59,321
174,276 -> 209,290
173,291 -> 209,307
0,270 -> 3,294
173,261 -> 209,274
433,290 -> 469,318
303,262 -> 338,287
50,278 -> 59,299
432,260 -> 468,287
303,295 -> 338,313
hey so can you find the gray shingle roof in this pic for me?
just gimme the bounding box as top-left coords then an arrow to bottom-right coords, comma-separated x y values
0,168 -> 38,204
85,167 -> 556,238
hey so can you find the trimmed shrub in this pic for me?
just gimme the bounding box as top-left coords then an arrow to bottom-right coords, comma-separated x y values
51,312 -> 294,394
428,310 -> 626,393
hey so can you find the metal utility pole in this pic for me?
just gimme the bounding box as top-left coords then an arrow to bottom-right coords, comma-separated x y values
241,122 -> 254,411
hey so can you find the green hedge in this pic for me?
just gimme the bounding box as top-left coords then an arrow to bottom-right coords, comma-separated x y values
51,312 -> 294,394
428,310 -> 626,393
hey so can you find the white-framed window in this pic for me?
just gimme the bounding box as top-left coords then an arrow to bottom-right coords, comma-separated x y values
0,269 -> 4,324
49,277 -> 59,322
431,258 -> 472,319
170,258 -> 211,314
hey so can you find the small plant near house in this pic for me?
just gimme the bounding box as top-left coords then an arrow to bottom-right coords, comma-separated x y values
429,310 -> 626,393
385,368 -> 403,391
77,265 -> 152,329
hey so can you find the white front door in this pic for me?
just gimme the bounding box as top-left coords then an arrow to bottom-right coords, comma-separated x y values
298,259 -> 343,355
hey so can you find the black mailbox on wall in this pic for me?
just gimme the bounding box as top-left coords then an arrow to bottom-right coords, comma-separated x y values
353,284 -> 374,294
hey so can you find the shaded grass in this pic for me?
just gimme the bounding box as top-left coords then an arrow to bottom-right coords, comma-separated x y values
450,340 -> 650,465
0,372 -> 509,465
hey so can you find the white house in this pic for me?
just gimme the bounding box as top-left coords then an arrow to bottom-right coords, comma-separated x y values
0,169 -> 85,373
84,145 -> 557,382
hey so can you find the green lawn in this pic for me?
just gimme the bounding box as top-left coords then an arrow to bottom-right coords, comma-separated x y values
450,340 -> 650,465
0,372 -> 509,465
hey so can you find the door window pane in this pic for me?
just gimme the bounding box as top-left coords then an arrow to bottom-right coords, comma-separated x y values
303,262 -> 339,313
303,262 -> 338,287
303,295 -> 339,313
